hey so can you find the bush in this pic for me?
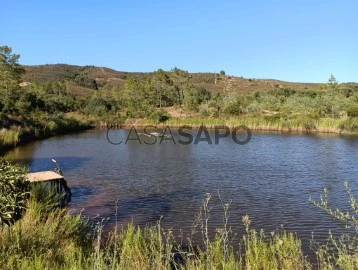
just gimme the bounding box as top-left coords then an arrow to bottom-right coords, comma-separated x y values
222,102 -> 242,116
347,107 -> 358,118
149,109 -> 171,123
339,118 -> 358,132
0,198 -> 92,269
0,161 -> 30,226
0,128 -> 20,147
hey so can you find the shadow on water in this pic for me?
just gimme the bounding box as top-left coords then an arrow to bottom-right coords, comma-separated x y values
77,188 -> 202,228
71,185 -> 98,200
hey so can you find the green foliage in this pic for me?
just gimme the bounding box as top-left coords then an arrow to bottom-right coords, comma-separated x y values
1,45 -> 357,138
339,118 -> 358,132
84,95 -> 112,116
242,215 -> 308,269
311,183 -> 358,269
149,109 -> 171,123
0,46 -> 25,114
5,187 -> 358,269
270,88 -> 297,97
0,191 -> 315,269
171,67 -> 191,107
184,85 -> 212,110
74,73 -> 98,90
223,102 -> 243,115
0,161 -> 30,226
0,128 -> 20,147
0,198 -> 92,269
347,107 -> 358,118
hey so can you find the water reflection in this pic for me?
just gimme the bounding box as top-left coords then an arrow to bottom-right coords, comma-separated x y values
4,129 -> 358,257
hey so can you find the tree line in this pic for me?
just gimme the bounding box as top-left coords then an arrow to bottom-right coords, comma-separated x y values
1,45 -> 358,127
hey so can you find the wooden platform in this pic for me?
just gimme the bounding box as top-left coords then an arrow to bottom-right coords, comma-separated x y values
26,171 -> 64,183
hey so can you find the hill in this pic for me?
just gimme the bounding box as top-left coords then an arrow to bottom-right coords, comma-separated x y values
22,64 -> 327,96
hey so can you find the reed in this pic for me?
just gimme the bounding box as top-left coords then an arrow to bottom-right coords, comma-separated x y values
0,128 -> 20,147
130,115 -> 357,134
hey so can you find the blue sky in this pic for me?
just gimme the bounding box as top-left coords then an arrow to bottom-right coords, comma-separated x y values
1,1 -> 357,82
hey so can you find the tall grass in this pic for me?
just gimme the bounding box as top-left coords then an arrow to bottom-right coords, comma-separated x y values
0,192 -> 312,270
241,215 -> 308,270
0,128 -> 20,147
0,115 -> 91,153
310,182 -> 358,270
2,187 -> 358,269
132,115 -> 357,134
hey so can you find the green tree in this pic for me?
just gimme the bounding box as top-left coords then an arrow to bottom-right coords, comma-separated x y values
183,85 -> 211,110
321,74 -> 339,118
122,77 -> 156,117
74,73 -> 98,90
171,67 -> 191,107
151,69 -> 174,108
0,46 -> 25,113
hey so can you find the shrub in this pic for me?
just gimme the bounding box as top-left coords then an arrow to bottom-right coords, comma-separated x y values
0,161 -> 30,226
311,183 -> 358,269
347,107 -> 358,118
222,102 -> 242,116
149,109 -> 171,123
0,198 -> 92,269
339,118 -> 358,132
0,129 -> 20,146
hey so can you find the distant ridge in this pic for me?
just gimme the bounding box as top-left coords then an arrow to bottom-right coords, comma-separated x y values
22,64 -> 355,96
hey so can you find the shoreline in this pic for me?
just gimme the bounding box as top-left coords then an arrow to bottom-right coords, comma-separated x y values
0,124 -> 93,156
2,117 -> 357,155
105,119 -> 358,136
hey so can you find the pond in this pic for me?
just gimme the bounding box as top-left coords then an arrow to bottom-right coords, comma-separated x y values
5,128 -> 358,257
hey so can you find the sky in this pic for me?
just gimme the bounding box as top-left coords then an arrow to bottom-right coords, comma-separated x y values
1,0 -> 357,83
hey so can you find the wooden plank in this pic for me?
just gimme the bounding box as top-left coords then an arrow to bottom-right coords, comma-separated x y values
25,171 -> 64,183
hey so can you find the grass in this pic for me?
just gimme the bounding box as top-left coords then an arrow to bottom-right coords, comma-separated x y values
2,185 -> 358,269
0,128 -> 20,147
1,159 -> 358,270
0,194 -> 310,270
242,215 -> 308,269
0,115 -> 91,154
130,115 -> 358,134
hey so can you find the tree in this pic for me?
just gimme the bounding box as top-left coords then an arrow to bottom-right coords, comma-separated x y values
183,85 -> 211,110
171,67 -> 191,107
151,69 -> 174,108
321,74 -> 339,118
0,46 -> 25,113
219,70 -> 226,76
122,77 -> 156,117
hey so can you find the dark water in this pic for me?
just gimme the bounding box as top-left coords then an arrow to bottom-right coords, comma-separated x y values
5,129 -> 358,256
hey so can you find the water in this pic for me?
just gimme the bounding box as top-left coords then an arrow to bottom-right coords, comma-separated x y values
5,128 -> 358,256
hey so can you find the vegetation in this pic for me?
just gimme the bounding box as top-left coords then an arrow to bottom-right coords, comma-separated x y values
1,45 -> 357,153
0,161 -> 358,269
0,161 -> 29,226
0,182 -> 308,270
311,182 -> 358,269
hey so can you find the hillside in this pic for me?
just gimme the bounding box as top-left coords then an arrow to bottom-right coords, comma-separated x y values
22,64 -> 326,96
